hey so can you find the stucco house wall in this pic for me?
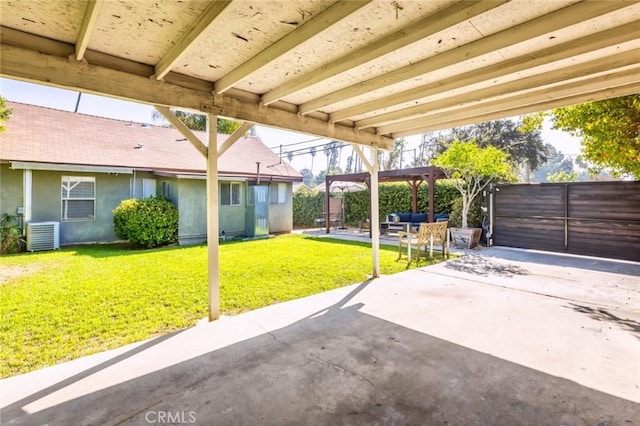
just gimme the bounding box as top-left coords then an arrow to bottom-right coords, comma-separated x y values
1,102 -> 302,247
0,164 -> 22,219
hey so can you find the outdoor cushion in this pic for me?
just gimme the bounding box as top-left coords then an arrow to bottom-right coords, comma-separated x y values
411,213 -> 428,223
397,213 -> 412,222
434,213 -> 450,221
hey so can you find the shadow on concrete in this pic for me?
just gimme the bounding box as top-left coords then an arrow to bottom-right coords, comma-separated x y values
486,247 -> 640,277
2,328 -> 187,420
568,303 -> 640,339
444,253 -> 530,277
5,304 -> 638,425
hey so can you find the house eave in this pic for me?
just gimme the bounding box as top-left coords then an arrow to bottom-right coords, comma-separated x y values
9,161 -> 134,174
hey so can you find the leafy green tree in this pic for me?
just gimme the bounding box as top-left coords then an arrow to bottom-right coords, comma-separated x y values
423,119 -> 548,172
432,140 -> 514,228
0,95 -> 13,133
531,145 -> 575,182
379,138 -> 407,170
547,170 -> 578,182
152,109 -> 241,134
549,95 -> 640,178
299,168 -> 314,187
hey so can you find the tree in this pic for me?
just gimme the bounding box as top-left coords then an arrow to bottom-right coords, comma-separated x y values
432,140 -> 514,228
547,170 -> 578,182
151,109 -> 241,134
299,168 -> 314,187
423,119 -> 548,172
0,95 -> 13,133
379,138 -> 407,170
549,95 -> 640,178
531,145 -> 575,182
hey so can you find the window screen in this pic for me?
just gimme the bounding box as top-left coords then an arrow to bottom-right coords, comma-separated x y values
221,182 -> 241,206
61,176 -> 95,221
130,178 -> 156,198
270,183 -> 287,204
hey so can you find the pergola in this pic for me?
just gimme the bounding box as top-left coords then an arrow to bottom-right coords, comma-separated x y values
1,0 -> 638,320
323,166 -> 446,234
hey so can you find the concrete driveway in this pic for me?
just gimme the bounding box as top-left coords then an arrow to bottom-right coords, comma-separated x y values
2,247 -> 639,425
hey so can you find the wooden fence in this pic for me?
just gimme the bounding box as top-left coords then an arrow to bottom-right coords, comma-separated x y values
492,181 -> 640,262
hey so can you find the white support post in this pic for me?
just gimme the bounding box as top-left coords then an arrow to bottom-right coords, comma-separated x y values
370,147 -> 380,278
206,114 -> 220,321
23,169 -> 32,226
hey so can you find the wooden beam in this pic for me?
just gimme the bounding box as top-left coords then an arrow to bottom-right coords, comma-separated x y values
214,0 -> 371,94
259,0 -> 506,106
218,121 -> 254,157
365,50 -> 640,132
351,143 -> 373,173
0,43 -> 392,150
75,0 -> 104,61
206,114 -> 220,321
201,96 -> 393,150
154,1 -> 232,80
391,83 -> 640,138
154,106 -> 208,158
382,70 -> 640,136
298,1 -> 630,115
328,22 -> 640,123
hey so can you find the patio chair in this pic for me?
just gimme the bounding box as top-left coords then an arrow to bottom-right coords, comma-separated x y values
397,221 -> 449,265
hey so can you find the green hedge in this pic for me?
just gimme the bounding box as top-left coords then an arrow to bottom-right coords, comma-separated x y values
293,181 -> 482,228
113,196 -> 179,248
292,187 -> 325,228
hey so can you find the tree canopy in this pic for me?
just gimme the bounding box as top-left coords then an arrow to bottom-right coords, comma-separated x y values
432,140 -> 514,228
549,95 -> 640,178
152,109 -> 242,134
0,96 -> 13,133
422,119 -> 549,172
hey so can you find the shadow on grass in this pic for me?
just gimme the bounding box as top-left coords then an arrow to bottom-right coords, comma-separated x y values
568,303 -> 640,339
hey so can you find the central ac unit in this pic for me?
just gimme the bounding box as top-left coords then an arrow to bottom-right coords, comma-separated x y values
26,221 -> 60,252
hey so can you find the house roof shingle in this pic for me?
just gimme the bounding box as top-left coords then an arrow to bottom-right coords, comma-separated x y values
0,101 -> 301,180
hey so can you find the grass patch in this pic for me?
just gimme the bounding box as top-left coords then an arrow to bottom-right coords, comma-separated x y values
0,234 -> 446,377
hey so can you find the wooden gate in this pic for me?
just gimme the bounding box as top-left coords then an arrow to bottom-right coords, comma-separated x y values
492,181 -> 640,262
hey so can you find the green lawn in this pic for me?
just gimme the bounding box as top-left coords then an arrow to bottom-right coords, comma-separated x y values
0,234 -> 446,377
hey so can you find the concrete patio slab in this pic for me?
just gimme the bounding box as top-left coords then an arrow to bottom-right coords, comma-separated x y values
2,247 -> 639,425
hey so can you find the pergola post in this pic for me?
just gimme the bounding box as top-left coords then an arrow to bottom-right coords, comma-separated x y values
427,169 -> 435,223
206,114 -> 220,321
370,147 -> 380,278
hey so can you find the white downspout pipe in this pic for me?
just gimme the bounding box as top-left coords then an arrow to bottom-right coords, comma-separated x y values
23,169 -> 32,228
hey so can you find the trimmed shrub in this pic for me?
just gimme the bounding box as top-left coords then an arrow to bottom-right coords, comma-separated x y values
113,196 -> 178,248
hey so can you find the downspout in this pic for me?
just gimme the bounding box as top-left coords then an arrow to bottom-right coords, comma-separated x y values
23,169 -> 32,231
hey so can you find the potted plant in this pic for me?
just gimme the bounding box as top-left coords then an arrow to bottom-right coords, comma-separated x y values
432,140 -> 514,248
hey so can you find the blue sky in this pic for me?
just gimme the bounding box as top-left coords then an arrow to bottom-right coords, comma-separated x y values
1,77 -> 581,171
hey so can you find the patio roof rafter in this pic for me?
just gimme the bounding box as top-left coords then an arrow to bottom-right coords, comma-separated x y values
0,42 -> 393,150
360,51 -> 640,131
390,81 -> 640,138
329,21 -> 640,124
259,0 -> 507,106
214,0 -> 371,95
74,0 -> 104,61
154,1 -> 233,81
298,0 -> 630,116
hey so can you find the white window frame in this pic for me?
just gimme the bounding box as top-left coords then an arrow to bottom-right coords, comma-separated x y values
130,178 -> 156,198
221,182 -> 241,206
61,176 -> 96,221
270,183 -> 287,205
